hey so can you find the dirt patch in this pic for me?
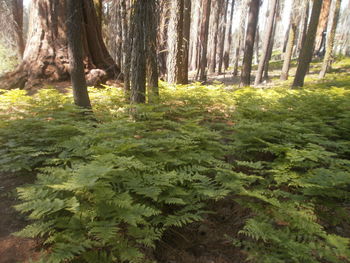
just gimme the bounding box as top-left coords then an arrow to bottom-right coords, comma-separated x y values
0,173 -> 39,263
155,198 -> 250,263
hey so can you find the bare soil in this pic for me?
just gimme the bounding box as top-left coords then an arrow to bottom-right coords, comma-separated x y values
0,173 -> 40,263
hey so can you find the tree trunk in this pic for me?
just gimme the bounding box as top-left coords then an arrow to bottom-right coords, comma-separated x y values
121,0 -> 132,95
93,0 -> 103,33
233,0 -> 248,76
222,0 -> 235,72
189,0 -> 201,71
130,0 -> 146,103
281,0 -> 301,81
240,0 -> 260,86
198,0 -> 212,81
208,0 -> 221,74
254,0 -> 278,86
314,0 -> 331,55
1,0 -> 121,90
67,0 -> 92,109
293,0 -> 323,87
181,0 -> 191,84
146,0 -> 159,102
166,0 -> 184,84
296,0 -> 310,57
11,0 -> 25,59
319,0 -> 342,78
217,0 -> 229,74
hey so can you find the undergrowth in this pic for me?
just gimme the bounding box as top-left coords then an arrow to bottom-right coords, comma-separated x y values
0,59 -> 350,262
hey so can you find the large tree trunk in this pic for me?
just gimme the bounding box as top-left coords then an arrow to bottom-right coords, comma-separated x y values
254,0 -> 278,86
1,0 -> 121,90
319,0 -> 342,78
166,0 -> 184,84
198,0 -> 212,81
240,0 -> 260,86
11,0 -> 25,59
146,0 -> 159,102
67,0 -> 91,109
216,0 -> 229,74
292,0 -> 323,87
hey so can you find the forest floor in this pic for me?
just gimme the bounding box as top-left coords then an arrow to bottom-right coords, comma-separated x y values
0,57 -> 350,263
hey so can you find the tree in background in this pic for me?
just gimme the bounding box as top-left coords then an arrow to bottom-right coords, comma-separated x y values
167,0 -> 185,84
11,0 -> 25,59
66,0 -> 92,109
197,0 -> 211,81
240,0 -> 260,86
0,0 -> 121,90
319,0 -> 342,78
254,0 -> 278,85
281,0 -> 302,81
293,0 -> 323,87
314,0 -> 331,56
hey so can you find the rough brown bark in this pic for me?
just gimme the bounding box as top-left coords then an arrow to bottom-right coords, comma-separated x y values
254,0 -> 278,85
130,0 -> 146,103
146,0 -> 159,102
314,0 -> 331,55
319,0 -> 342,78
240,0 -> 260,86
121,0 -> 131,94
67,0 -> 92,109
293,0 -> 323,87
198,0 -> 212,81
11,0 -> 25,59
1,0 -> 121,90
167,0 -> 184,84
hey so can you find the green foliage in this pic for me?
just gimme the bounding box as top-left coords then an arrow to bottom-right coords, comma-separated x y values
1,60 -> 350,262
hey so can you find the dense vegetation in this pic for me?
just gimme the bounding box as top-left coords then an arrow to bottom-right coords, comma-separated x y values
1,58 -> 349,262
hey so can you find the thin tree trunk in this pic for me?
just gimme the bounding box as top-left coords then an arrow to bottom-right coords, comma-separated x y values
121,0 -> 131,95
254,0 -> 278,86
297,0 -> 310,56
240,0 -> 260,86
181,0 -> 191,84
319,0 -> 342,78
208,0 -> 221,74
293,0 -> 323,87
280,0 -> 301,80
67,0 -> 92,109
222,0 -> 234,72
130,0 -> 146,103
11,0 -> 25,59
146,0 -> 159,102
198,0 -> 212,81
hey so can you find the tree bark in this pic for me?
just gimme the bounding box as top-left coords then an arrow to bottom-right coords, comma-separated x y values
280,0 -> 301,81
293,0 -> 323,87
222,0 -> 235,72
208,0 -> 221,74
198,0 -> 212,81
319,0 -> 342,78
1,0 -> 121,90
67,0 -> 92,109
166,0 -> 184,84
254,0 -> 278,86
146,0 -> 159,102
240,0 -> 260,86
181,0 -> 191,84
314,0 -> 331,55
121,0 -> 131,95
11,0 -> 25,59
130,0 -> 146,103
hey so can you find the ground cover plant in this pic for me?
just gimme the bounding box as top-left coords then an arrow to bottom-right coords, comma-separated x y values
0,58 -> 350,262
